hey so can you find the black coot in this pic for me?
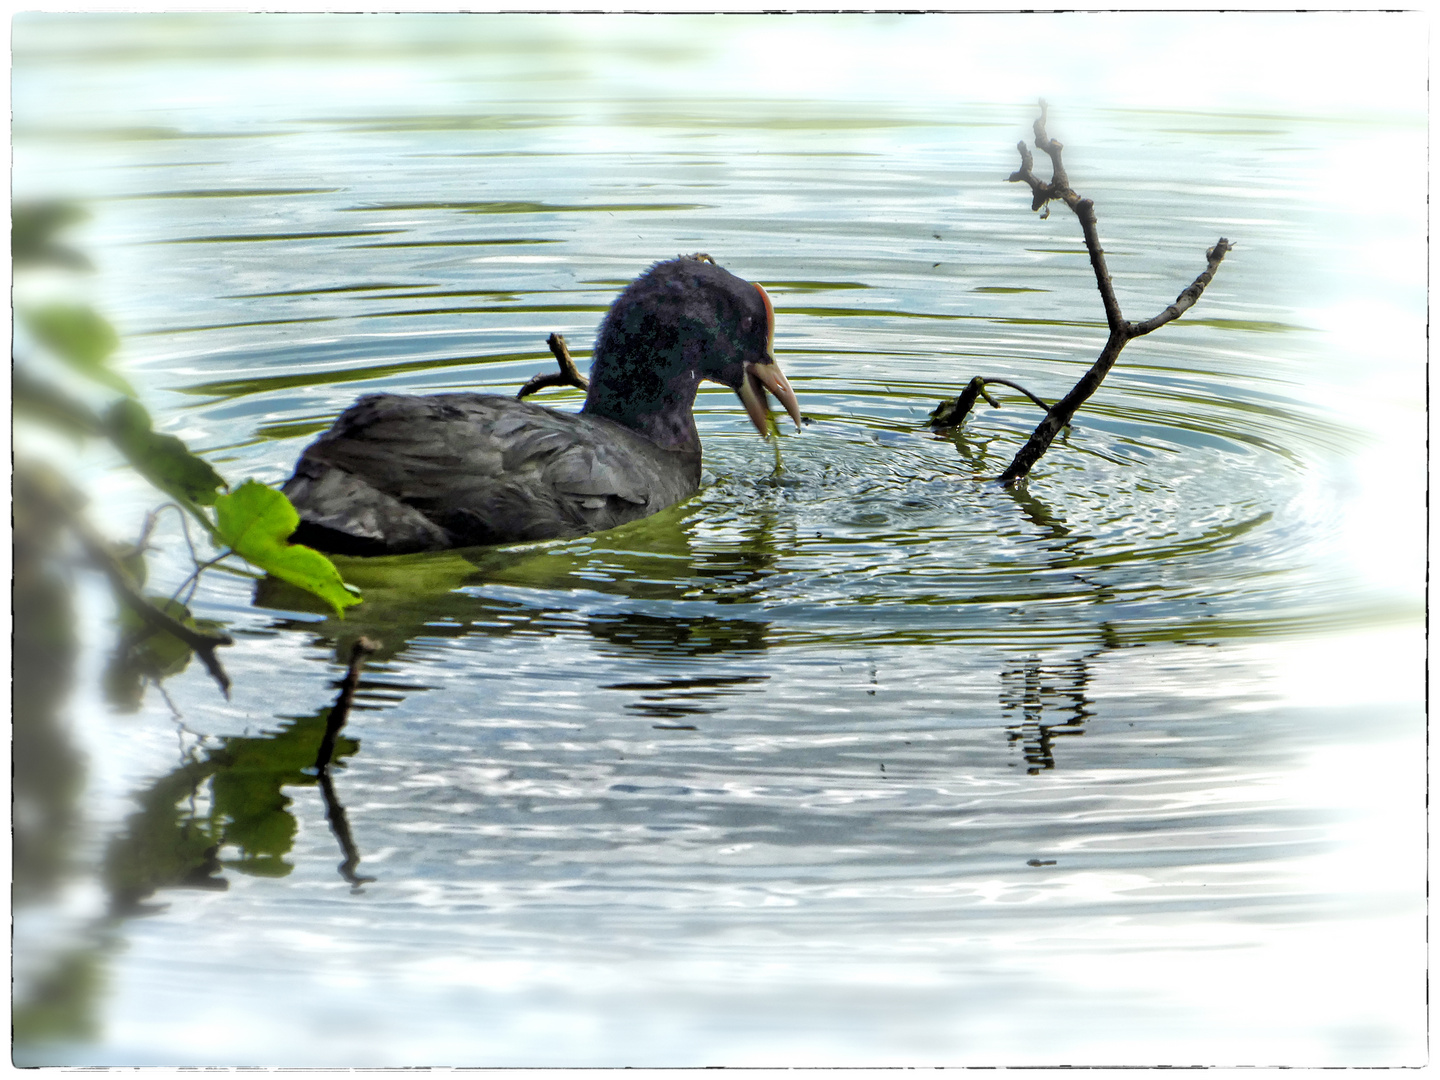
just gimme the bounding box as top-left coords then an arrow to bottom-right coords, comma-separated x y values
283,255 -> 802,555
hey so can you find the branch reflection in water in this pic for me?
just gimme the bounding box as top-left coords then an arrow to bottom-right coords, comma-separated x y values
313,637 -> 381,890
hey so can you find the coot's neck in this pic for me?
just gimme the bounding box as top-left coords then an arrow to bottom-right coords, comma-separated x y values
581,358 -> 703,455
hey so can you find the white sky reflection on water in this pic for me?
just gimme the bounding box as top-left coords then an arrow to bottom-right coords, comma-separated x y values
11,11 -> 1426,120
638,12 -> 1426,119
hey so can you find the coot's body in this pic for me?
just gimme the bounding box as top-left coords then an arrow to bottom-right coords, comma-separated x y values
285,393 -> 701,555
283,256 -> 800,556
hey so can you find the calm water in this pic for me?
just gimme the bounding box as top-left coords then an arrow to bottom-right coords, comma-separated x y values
11,14 -> 1426,1067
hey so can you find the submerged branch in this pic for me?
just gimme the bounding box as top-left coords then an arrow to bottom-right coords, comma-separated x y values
929,376 -> 1054,430
997,331 -> 1126,486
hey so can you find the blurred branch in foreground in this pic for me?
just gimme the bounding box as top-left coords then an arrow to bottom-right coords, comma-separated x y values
12,201 -> 364,709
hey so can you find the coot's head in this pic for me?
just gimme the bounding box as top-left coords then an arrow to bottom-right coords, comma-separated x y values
584,255 -> 802,447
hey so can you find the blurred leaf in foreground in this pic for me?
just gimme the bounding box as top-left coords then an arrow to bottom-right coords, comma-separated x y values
20,303 -> 134,397
13,367 -> 105,439
13,460 -> 86,903
104,398 -> 227,511
12,200 -> 92,271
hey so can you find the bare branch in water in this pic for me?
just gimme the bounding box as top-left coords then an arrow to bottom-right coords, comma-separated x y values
929,376 -> 1055,430
935,101 -> 1232,486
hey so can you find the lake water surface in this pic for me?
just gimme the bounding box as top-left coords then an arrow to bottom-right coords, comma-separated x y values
11,13 -> 1426,1067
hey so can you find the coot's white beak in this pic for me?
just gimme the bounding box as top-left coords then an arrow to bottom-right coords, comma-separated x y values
737,282 -> 802,437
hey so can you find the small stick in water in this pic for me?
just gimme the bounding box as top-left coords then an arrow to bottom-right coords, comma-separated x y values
929,376 -> 1058,431
314,636 -> 380,773
311,637 -> 381,890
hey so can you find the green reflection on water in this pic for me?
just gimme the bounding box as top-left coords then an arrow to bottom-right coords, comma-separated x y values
763,280 -> 871,293
352,238 -> 559,248
159,229 -> 404,244
110,187 -> 342,200
105,709 -> 362,908
344,200 -> 709,214
1181,317 -> 1316,334
222,282 -> 439,298
179,350 -> 541,401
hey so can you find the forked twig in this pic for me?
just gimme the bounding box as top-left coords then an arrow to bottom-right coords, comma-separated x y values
517,333 -> 590,398
933,101 -> 1232,486
929,376 -> 1056,430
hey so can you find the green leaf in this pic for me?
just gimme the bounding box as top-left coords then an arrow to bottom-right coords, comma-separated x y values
20,304 -> 133,396
105,398 -> 226,511
213,481 -> 361,616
